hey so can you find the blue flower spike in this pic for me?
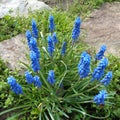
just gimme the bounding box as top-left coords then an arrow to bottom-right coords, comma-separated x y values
7,76 -> 23,95
29,37 -> 40,59
78,51 -> 91,78
49,15 -> 55,33
26,30 -> 32,48
72,17 -> 81,42
47,35 -> 54,56
34,76 -> 42,88
25,71 -> 34,84
94,90 -> 108,105
31,19 -> 38,39
47,70 -> 55,85
30,50 -> 40,72
92,58 -> 108,81
100,71 -> 113,86
95,45 -> 106,60
61,42 -> 67,55
52,32 -> 58,45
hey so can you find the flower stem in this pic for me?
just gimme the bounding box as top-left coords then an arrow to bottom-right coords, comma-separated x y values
86,83 -> 101,92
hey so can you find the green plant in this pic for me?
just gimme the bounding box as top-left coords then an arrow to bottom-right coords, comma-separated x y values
106,55 -> 120,119
0,14 -> 115,120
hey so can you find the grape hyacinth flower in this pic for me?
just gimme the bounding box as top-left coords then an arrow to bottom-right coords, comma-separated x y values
26,30 -> 32,48
61,42 -> 67,55
29,37 -> 40,59
52,32 -> 58,45
72,17 -> 81,42
25,71 -> 34,84
47,35 -> 54,56
100,71 -> 112,86
30,50 -> 40,72
94,90 -> 108,105
95,45 -> 106,60
92,58 -> 108,81
32,19 -> 38,39
78,51 -> 89,66
78,51 -> 91,78
47,70 -> 55,85
7,76 -> 23,95
33,76 -> 42,88
49,15 -> 55,32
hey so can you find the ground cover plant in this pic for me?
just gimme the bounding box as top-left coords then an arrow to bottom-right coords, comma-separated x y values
0,14 -> 117,120
0,1 -> 120,119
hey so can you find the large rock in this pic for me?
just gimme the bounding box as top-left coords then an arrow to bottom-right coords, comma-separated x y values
0,34 -> 29,71
0,0 -> 51,18
82,2 -> 120,57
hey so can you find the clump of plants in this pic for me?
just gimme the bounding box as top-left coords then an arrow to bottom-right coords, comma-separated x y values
0,15 -> 114,120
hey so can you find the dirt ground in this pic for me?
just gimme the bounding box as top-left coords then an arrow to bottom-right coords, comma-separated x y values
82,2 -> 120,57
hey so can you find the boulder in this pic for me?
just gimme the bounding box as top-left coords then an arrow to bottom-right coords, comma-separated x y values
82,2 -> 120,57
0,0 -> 51,18
0,34 -> 29,71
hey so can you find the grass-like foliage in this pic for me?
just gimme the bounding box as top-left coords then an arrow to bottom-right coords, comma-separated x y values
0,15 -> 115,120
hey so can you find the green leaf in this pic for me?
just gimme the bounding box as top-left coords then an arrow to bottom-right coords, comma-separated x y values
0,105 -> 30,116
47,108 -> 55,120
113,108 -> 120,118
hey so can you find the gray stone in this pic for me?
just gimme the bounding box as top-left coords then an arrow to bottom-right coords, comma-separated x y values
0,34 -> 29,71
0,0 -> 51,18
82,2 -> 120,57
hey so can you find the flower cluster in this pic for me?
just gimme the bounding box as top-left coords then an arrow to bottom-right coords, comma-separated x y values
26,30 -> 32,48
49,15 -> 55,32
7,76 -> 23,95
47,70 -> 55,85
92,58 -> 108,81
77,46 -> 112,105
32,19 -> 38,39
26,20 -> 40,72
29,37 -> 40,59
47,16 -> 60,57
25,71 -> 34,84
7,15 -> 113,111
61,42 -> 67,55
72,17 -> 81,42
94,90 -> 108,105
95,45 -> 106,60
34,76 -> 42,88
25,71 -> 42,88
78,52 -> 91,78
47,35 -> 55,56
30,50 -> 40,72
100,71 -> 113,86
52,32 -> 58,45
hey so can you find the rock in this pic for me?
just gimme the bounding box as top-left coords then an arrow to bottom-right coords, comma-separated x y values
0,34 -> 29,71
0,0 -> 51,18
82,2 -> 120,57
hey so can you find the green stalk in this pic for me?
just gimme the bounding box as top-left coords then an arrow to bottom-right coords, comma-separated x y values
64,93 -> 85,98
71,108 -> 110,119
86,83 -> 101,92
0,104 -> 31,116
39,71 -> 50,89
